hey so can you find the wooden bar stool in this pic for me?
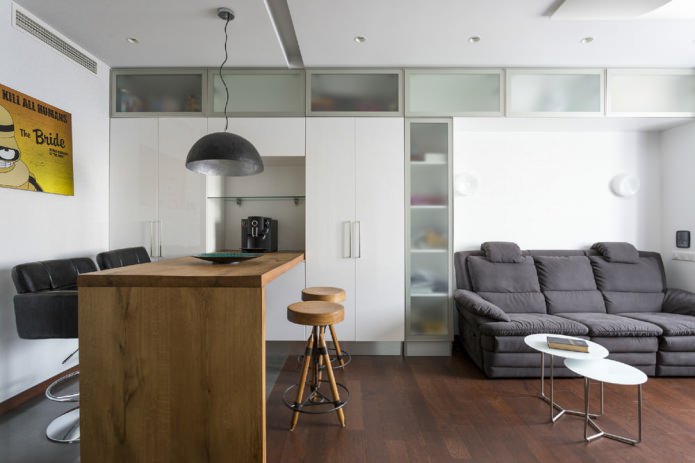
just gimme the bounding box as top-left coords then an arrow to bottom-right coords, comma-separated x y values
301,287 -> 350,368
283,301 -> 349,430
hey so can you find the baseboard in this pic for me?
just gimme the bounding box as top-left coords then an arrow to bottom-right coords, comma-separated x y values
266,340 -> 403,356
0,365 -> 79,416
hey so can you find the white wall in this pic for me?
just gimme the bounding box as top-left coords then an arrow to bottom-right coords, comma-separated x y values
0,1 -> 110,402
453,121 -> 662,253
660,121 -> 695,291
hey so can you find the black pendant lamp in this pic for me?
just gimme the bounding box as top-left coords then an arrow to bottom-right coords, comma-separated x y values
185,7 -> 264,177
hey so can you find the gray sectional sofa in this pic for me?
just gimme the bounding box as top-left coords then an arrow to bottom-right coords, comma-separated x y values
454,241 -> 695,378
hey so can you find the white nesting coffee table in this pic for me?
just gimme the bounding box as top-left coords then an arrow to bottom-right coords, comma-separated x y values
565,358 -> 647,445
524,334 -> 609,422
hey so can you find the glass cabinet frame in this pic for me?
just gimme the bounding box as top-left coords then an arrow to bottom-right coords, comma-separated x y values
111,69 -> 208,117
606,69 -> 695,117
505,68 -> 605,117
207,69 -> 305,117
306,69 -> 403,116
405,118 -> 454,348
405,68 -> 504,117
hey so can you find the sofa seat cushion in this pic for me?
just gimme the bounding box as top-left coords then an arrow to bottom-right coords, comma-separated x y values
589,336 -> 658,353
620,312 -> 695,336
558,313 -> 662,337
480,334 -> 590,353
660,336 -> 695,352
477,313 -> 588,337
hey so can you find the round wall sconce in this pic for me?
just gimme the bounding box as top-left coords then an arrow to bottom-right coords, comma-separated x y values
454,173 -> 479,196
610,173 -> 640,197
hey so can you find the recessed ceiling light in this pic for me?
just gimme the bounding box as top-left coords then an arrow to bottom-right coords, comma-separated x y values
126,37 -> 140,45
580,37 -> 594,44
354,36 -> 366,43
468,36 -> 481,44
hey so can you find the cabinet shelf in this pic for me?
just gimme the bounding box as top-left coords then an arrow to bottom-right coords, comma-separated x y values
411,249 -> 447,253
410,205 -> 447,209
410,292 -> 449,297
208,195 -> 305,206
410,160 -> 447,166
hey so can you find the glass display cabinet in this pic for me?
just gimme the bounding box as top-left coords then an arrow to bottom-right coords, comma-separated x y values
405,119 -> 453,355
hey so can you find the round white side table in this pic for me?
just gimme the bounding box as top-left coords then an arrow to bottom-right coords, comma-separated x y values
524,334 -> 609,422
565,358 -> 647,445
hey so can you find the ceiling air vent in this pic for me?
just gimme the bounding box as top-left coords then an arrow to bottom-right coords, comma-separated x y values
13,7 -> 98,74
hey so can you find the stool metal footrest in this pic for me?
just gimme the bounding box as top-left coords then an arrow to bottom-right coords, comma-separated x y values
283,381 -> 350,415
46,407 -> 80,443
46,371 -> 79,403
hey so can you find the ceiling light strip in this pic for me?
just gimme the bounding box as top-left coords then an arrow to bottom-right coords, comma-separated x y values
264,0 -> 304,69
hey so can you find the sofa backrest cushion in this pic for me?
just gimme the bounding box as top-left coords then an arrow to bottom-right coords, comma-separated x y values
12,257 -> 98,294
534,256 -> 607,314
590,253 -> 666,313
467,256 -> 546,313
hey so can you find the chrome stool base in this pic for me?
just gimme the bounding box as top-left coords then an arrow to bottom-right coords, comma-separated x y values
46,407 -> 80,443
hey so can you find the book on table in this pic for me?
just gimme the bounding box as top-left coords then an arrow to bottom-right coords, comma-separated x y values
546,336 -> 589,353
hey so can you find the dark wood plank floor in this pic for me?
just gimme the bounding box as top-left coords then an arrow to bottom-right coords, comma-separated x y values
267,351 -> 695,463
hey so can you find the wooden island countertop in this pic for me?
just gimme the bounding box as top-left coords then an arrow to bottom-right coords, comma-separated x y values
77,251 -> 305,288
77,252 -> 304,463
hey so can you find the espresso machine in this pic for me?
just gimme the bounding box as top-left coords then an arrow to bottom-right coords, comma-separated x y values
241,216 -> 278,252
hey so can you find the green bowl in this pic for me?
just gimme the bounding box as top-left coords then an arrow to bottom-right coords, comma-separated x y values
193,252 -> 263,264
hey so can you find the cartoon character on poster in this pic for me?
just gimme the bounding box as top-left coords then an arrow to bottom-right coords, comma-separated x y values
0,83 -> 74,196
0,103 -> 42,191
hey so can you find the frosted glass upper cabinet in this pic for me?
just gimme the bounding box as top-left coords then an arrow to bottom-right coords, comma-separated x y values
209,70 -> 305,116
607,69 -> 695,117
506,69 -> 604,117
405,69 -> 503,117
112,70 -> 206,116
307,70 -> 402,115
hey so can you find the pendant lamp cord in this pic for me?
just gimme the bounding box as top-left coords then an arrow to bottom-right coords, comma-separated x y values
220,14 -> 231,132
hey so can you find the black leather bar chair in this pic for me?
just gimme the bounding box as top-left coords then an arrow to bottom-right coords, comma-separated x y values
96,246 -> 151,270
12,257 -> 98,443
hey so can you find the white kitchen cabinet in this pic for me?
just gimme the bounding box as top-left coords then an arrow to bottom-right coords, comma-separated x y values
265,262 -> 307,340
207,117 -> 305,157
109,117 -> 207,258
109,118 -> 158,253
306,118 -> 405,343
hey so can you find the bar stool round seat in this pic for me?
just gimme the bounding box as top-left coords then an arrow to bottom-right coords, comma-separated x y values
300,287 -> 351,369
301,287 -> 346,303
287,301 -> 344,326
284,301 -> 349,430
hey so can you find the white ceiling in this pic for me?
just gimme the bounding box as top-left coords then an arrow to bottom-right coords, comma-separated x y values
12,0 -> 695,68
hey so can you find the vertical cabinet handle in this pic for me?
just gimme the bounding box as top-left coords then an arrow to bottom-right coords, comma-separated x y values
352,221 -> 361,259
342,221 -> 352,258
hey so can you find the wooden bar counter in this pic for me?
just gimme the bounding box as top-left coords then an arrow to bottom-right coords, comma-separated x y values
77,252 -> 304,463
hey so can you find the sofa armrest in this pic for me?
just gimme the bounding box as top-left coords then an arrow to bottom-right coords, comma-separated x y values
454,289 -> 510,322
14,291 -> 78,339
663,288 -> 695,316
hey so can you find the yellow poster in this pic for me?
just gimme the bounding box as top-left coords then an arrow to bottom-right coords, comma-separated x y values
0,84 -> 73,195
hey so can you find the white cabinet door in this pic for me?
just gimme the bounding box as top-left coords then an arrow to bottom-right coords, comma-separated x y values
208,117 -> 305,157
158,118 -> 208,258
355,118 -> 405,341
109,118 -> 158,252
305,118 -> 356,341
266,262 -> 306,340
